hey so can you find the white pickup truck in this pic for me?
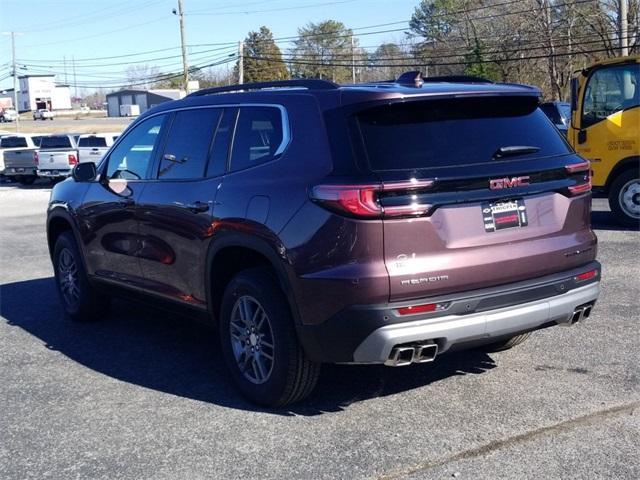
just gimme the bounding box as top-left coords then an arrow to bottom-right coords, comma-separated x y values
77,132 -> 119,164
33,109 -> 55,121
1,134 -> 41,184
35,135 -> 79,180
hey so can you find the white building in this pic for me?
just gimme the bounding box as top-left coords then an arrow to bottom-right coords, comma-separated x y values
14,75 -> 72,112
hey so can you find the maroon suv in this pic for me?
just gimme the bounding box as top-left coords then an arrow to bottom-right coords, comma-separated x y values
47,73 -> 600,406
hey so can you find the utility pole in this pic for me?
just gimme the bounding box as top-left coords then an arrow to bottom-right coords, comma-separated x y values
175,0 -> 189,93
72,55 -> 77,99
620,0 -> 629,56
238,41 -> 244,84
351,36 -> 356,83
2,31 -> 22,132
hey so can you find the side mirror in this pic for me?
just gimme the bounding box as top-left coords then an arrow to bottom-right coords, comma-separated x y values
570,77 -> 578,112
72,162 -> 97,182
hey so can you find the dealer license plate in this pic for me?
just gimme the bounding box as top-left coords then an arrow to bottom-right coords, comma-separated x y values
482,199 -> 528,232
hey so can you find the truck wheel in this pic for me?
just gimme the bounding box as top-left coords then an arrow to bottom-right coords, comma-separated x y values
481,332 -> 531,352
609,169 -> 640,228
18,176 -> 36,185
53,231 -> 109,321
219,267 -> 320,407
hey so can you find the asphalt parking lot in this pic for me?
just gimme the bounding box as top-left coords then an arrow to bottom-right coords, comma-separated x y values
1,183 -> 638,479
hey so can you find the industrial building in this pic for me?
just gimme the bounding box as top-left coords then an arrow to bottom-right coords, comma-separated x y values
0,75 -> 72,112
105,89 -> 186,117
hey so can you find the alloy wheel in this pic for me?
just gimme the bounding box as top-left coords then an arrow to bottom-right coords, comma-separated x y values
229,295 -> 275,384
58,248 -> 80,308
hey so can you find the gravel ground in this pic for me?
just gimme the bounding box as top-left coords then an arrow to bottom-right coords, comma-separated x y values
1,183 -> 638,480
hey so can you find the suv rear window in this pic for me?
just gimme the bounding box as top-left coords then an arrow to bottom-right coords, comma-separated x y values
0,137 -> 28,148
356,96 -> 571,171
79,136 -> 107,147
40,136 -> 72,149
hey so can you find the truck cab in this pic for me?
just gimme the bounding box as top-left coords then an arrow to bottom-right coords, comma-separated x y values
568,56 -> 640,226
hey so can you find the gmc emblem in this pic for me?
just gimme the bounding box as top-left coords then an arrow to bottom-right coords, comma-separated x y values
489,176 -> 530,189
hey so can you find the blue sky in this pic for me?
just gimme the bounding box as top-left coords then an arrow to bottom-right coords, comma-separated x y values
0,0 -> 420,93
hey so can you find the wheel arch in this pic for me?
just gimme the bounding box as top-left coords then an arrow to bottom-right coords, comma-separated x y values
604,155 -> 640,193
205,232 -> 300,326
46,208 -> 87,270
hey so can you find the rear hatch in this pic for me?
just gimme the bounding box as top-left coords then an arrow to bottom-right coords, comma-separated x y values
37,136 -> 77,171
353,95 -> 596,301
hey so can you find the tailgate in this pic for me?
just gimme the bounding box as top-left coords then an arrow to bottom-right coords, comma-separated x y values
4,149 -> 37,169
355,95 -> 597,302
39,150 -> 75,170
79,147 -> 108,163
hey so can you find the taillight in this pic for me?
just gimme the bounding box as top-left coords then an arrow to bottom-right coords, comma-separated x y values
575,269 -> 598,282
565,160 -> 591,195
68,154 -> 77,166
34,151 -> 39,166
310,179 -> 435,219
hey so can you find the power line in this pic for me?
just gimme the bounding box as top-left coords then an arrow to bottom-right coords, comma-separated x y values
186,0 -> 358,16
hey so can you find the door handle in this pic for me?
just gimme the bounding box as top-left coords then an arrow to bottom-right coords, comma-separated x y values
186,201 -> 210,213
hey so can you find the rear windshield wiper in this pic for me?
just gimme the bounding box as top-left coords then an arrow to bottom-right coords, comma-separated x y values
493,145 -> 541,159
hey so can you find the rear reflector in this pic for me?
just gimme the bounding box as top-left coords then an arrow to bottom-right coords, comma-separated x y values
575,269 -> 598,282
397,302 -> 448,316
568,176 -> 591,195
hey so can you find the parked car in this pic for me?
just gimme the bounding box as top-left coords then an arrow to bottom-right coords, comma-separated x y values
36,134 -> 78,181
47,74 -> 601,406
33,109 -> 54,121
1,134 -> 40,184
0,108 -> 18,122
77,133 -> 119,164
540,101 -> 571,136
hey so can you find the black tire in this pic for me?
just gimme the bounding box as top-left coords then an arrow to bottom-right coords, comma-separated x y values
481,332 -> 531,353
17,176 -> 36,185
608,169 -> 640,228
53,231 -> 109,321
219,267 -> 320,407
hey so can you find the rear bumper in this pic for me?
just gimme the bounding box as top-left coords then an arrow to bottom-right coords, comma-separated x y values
38,169 -> 71,178
297,262 -> 601,364
4,167 -> 36,176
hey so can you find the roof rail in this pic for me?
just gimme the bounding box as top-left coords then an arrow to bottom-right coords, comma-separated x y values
394,71 -> 493,87
187,79 -> 339,97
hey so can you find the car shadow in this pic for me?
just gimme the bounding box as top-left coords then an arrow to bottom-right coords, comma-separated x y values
591,211 -> 639,232
1,277 -> 497,416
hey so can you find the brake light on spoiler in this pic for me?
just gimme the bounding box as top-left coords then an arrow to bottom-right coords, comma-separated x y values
310,179 -> 435,219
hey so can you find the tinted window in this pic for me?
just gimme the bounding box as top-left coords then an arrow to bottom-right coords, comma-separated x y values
230,107 -> 283,172
106,115 -> 166,180
582,63 -> 639,128
0,136 -> 27,148
79,136 -> 107,147
207,108 -> 237,177
32,136 -> 43,147
40,136 -> 72,149
357,96 -> 571,171
158,108 -> 221,180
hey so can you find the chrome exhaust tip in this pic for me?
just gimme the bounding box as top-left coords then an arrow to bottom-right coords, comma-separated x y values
385,346 -> 415,366
414,343 -> 438,363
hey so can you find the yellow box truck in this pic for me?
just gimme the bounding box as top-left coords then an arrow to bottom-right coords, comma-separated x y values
568,55 -> 639,226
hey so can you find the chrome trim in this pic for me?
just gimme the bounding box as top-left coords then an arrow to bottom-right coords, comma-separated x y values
352,282 -> 600,364
105,103 -> 291,173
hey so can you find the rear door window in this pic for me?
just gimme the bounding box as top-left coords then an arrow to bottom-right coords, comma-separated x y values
356,96 -> 571,171
39,136 -> 72,149
0,137 -> 28,148
158,108 -> 222,180
229,107 -> 283,172
79,136 -> 107,147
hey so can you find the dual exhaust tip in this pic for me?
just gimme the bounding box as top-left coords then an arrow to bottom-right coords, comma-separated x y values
385,343 -> 438,367
567,303 -> 594,326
